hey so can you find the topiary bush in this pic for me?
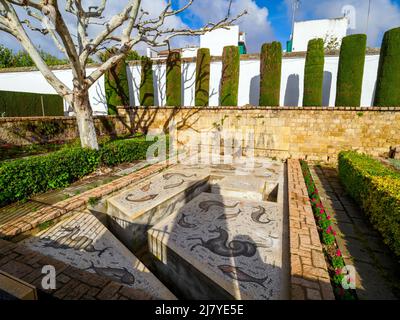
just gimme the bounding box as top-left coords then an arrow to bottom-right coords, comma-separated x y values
220,46 -> 240,106
195,48 -> 211,107
374,27 -> 400,107
303,38 -> 325,106
166,51 -> 182,106
140,57 -> 154,106
104,53 -> 130,115
259,42 -> 282,106
335,34 -> 367,107
338,151 -> 400,258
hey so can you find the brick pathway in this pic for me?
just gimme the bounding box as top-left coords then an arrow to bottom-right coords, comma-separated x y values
287,159 -> 335,300
311,165 -> 400,300
0,239 -> 153,300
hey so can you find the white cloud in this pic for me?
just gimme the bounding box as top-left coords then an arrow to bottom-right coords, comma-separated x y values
286,0 -> 400,47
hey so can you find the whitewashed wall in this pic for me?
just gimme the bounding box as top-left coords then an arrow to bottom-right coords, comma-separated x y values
0,54 -> 380,115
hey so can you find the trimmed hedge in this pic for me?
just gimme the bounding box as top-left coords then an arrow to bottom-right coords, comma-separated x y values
0,90 -> 63,117
303,39 -> 325,107
140,57 -> 155,106
105,57 -> 130,115
335,34 -> 367,107
374,27 -> 400,107
220,46 -> 240,106
166,51 -> 182,106
195,48 -> 211,107
0,136 -> 156,207
338,151 -> 400,258
259,42 -> 282,106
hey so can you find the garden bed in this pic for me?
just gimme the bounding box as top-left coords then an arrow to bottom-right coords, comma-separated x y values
300,160 -> 357,300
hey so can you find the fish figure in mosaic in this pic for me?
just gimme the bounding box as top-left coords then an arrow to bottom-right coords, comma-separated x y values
42,226 -> 110,257
164,179 -> 185,190
189,226 -> 271,257
87,262 -> 135,285
199,200 -> 239,212
125,194 -> 158,202
251,206 -> 275,224
177,213 -> 197,228
140,182 -> 152,192
163,173 -> 196,180
217,209 -> 242,220
218,265 -> 269,289
211,164 -> 236,171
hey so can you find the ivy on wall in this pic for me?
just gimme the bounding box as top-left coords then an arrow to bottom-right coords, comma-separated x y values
195,48 -> 211,107
166,51 -> 182,106
303,38 -> 325,107
220,46 -> 240,106
335,34 -> 367,107
140,57 -> 155,107
259,42 -> 282,107
374,27 -> 400,107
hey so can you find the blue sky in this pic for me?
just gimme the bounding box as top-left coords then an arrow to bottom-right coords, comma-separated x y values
1,0 -> 400,56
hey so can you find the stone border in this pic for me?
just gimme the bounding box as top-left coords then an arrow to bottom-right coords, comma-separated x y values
287,159 -> 335,300
0,239 -> 153,300
0,161 -> 169,239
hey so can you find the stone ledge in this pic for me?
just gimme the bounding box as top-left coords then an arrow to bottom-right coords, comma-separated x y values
287,159 -> 335,300
0,161 -> 169,239
0,239 -> 153,300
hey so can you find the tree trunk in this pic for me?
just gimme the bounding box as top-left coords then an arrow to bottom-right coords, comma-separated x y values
73,90 -> 99,150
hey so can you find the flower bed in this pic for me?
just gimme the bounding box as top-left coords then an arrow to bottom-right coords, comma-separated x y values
300,160 -> 357,300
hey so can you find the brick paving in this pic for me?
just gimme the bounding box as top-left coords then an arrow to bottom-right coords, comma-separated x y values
311,165 -> 399,300
287,159 -> 335,300
0,161 -> 169,239
0,239 -> 153,300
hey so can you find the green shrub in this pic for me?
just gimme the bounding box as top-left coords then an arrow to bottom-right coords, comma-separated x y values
220,46 -> 240,106
259,42 -> 282,106
166,51 -> 182,106
0,136 -> 160,207
374,27 -> 400,107
195,48 -> 211,107
104,55 -> 130,115
140,57 -> 154,106
338,151 -> 400,257
303,39 -> 325,106
0,90 -> 64,117
335,34 -> 367,107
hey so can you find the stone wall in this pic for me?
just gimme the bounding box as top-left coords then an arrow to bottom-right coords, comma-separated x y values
118,106 -> 400,162
0,115 -> 131,146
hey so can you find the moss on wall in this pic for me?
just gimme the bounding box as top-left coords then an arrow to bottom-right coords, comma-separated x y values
374,27 -> 400,107
220,46 -> 240,106
166,51 -> 182,106
140,57 -> 154,106
335,34 -> 367,107
259,42 -> 282,107
303,38 -> 325,107
195,48 -> 211,107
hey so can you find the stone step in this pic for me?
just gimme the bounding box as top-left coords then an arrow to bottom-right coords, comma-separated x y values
106,168 -> 210,251
21,211 -> 176,300
148,192 -> 286,300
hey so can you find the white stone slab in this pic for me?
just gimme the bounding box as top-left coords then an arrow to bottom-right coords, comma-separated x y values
211,175 -> 267,201
22,212 -> 176,300
148,192 -> 284,300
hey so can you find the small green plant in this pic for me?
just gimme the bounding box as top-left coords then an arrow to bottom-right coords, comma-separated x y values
38,220 -> 54,231
356,112 -> 364,117
88,196 -> 101,206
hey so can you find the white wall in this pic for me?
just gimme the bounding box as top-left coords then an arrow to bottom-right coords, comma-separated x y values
292,18 -> 348,52
0,67 -> 106,115
200,26 -> 239,56
0,54 -> 380,114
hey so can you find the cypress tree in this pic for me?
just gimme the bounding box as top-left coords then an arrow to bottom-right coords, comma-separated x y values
166,51 -> 182,106
140,56 -> 154,106
195,48 -> 211,107
335,34 -> 367,107
220,46 -> 240,106
374,27 -> 400,106
303,38 -> 325,106
259,42 -> 282,106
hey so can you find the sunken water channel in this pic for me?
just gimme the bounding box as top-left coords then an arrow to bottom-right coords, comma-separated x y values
23,158 -> 290,300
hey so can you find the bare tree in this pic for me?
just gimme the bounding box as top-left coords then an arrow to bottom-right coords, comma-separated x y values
0,0 -> 245,149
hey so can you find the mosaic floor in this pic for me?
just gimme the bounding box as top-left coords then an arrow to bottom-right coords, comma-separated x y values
148,192 -> 284,300
22,211 -> 176,300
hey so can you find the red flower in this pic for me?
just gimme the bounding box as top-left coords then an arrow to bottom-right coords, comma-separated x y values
335,268 -> 342,275
336,249 -> 342,257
